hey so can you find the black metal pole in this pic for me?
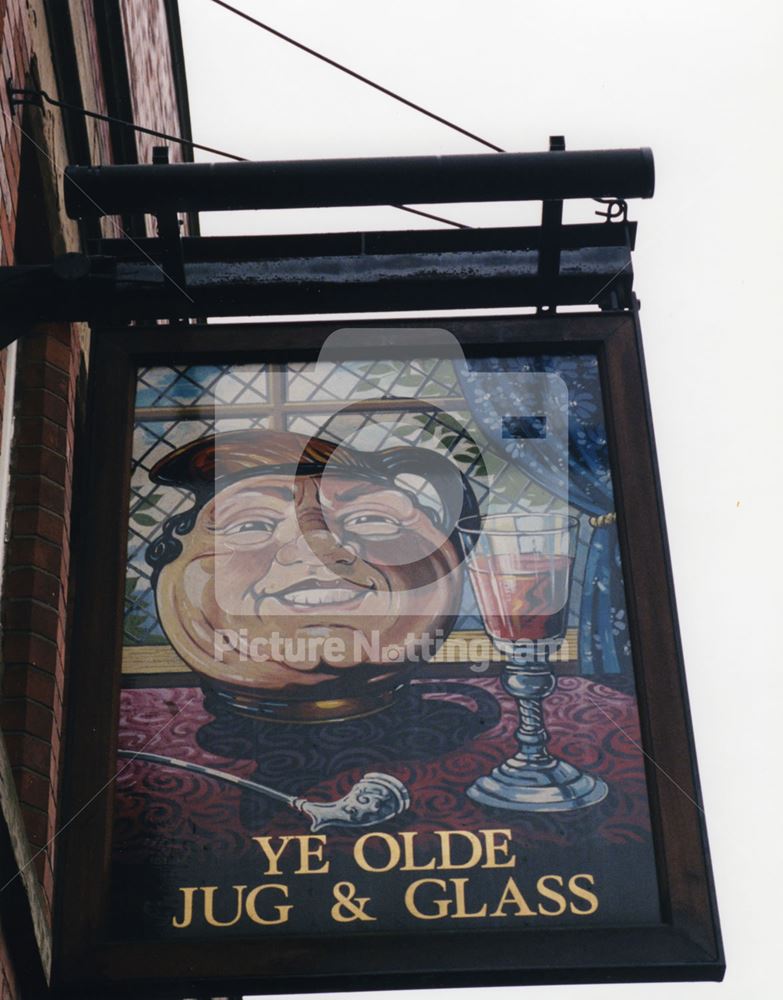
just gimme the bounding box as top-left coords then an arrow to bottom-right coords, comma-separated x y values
64,147 -> 654,218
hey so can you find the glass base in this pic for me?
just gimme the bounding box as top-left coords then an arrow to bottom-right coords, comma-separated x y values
467,755 -> 608,813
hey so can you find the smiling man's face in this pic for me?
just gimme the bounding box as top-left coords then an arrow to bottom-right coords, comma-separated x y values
155,472 -> 463,693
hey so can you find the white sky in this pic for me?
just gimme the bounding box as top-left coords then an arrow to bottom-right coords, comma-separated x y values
178,2 -> 783,998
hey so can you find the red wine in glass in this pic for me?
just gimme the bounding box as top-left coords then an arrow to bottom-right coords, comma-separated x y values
455,513 -> 607,811
468,551 -> 573,643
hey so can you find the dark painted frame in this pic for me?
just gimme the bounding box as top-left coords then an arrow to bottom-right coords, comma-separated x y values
53,313 -> 723,997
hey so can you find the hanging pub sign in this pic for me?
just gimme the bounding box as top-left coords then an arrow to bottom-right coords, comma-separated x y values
56,315 -> 723,995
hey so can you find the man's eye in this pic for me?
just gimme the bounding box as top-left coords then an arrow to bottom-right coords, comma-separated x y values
223,519 -> 276,535
344,513 -> 401,536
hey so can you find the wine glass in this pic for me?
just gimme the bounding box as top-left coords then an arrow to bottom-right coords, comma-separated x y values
457,513 -> 608,811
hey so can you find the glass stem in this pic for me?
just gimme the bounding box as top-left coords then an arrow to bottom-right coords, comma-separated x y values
502,661 -> 557,767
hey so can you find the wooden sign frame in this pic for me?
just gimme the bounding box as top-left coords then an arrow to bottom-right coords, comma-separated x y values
54,313 -> 723,996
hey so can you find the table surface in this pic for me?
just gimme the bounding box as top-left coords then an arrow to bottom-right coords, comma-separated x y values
113,675 -> 653,863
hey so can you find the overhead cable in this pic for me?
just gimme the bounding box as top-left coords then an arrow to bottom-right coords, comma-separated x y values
8,86 -> 468,228
207,0 -> 506,154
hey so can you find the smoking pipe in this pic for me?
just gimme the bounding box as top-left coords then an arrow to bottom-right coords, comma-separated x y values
117,749 -> 410,831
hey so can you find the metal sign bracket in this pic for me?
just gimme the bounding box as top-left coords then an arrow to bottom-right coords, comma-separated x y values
0,142 -> 652,344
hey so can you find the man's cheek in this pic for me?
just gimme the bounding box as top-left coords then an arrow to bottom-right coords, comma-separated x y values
180,557 -> 214,607
212,547 -> 277,608
221,544 -> 276,575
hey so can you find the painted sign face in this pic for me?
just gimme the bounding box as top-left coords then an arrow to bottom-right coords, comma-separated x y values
155,468 -> 464,695
112,347 -> 663,949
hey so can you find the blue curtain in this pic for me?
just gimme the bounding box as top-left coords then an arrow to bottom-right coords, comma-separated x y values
457,355 -> 631,676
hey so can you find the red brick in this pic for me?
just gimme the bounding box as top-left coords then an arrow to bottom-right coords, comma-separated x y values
0,204 -> 13,264
0,698 -> 54,743
47,785 -> 57,830
3,733 -> 51,778
15,387 -> 69,428
5,161 -> 20,206
1,664 -> 56,706
10,474 -> 66,515
2,599 -> 60,640
54,614 -> 67,653
12,445 -> 67,486
49,721 -> 61,765
14,415 -> 68,453
16,362 -> 71,399
48,762 -> 59,805
0,0 -> 192,949
61,480 -> 74,522
3,140 -> 19,196
1,38 -> 13,81
12,44 -> 26,91
5,536 -> 63,576
13,768 -> 50,813
0,154 -> 14,217
55,587 -> 67,632
53,682 -> 64,722
42,857 -> 55,915
42,324 -> 77,348
57,536 -> 70,579
1,566 -> 60,606
10,506 -> 65,546
21,805 -> 48,849
61,467 -> 73,508
22,335 -> 73,372
51,679 -> 63,722
11,505 -> 65,546
2,632 -> 58,674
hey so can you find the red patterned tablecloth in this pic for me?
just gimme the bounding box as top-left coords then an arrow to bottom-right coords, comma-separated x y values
114,676 -> 652,863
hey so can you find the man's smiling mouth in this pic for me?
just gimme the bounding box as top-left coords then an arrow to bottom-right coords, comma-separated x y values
257,578 -> 377,610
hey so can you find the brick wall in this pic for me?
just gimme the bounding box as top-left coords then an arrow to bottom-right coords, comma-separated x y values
120,0 -> 188,237
121,0 -> 184,164
0,0 -> 191,993
1,324 -> 79,918
0,0 -> 29,267
0,4 -> 81,958
69,0 -> 113,166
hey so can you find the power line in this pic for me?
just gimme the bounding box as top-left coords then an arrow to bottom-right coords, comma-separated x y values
390,204 -> 470,229
8,86 -> 469,229
207,0 -> 506,154
201,5 -> 615,237
0,105 -> 194,301
8,87 -> 245,161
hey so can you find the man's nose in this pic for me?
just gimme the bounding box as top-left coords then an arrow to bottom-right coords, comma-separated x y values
276,522 -> 356,569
